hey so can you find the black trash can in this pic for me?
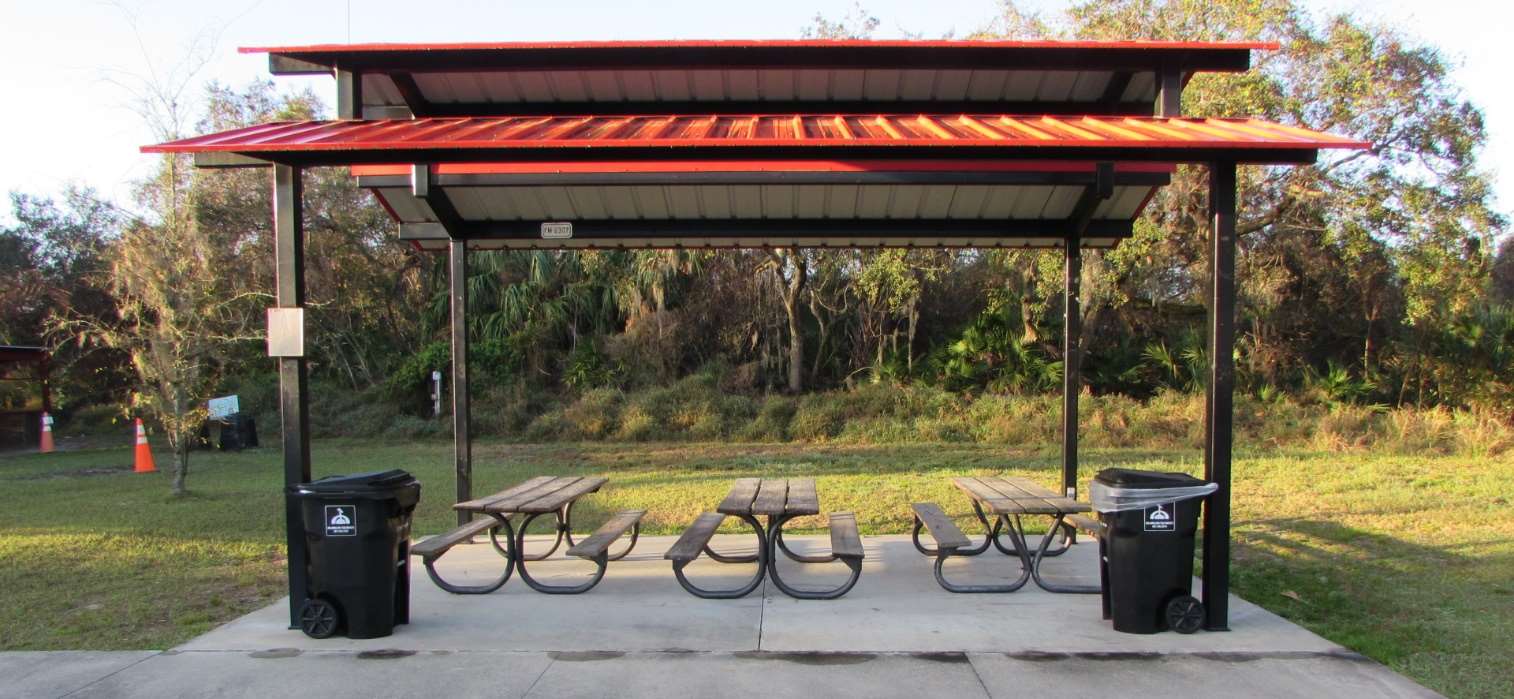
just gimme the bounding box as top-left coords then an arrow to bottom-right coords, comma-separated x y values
290,469 -> 421,639
1091,468 -> 1216,634
218,413 -> 258,451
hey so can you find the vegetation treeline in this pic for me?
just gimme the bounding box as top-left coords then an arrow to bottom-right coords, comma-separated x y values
2,1 -> 1511,475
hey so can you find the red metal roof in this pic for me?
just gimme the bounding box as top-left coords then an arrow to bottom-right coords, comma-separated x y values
144,114 -> 1367,157
243,39 -> 1279,54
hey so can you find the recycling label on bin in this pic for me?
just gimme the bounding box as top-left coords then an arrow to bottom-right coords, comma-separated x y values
1143,502 -> 1176,532
325,505 -> 357,536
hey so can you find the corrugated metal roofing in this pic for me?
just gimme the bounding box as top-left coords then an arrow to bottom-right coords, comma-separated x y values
144,114 -> 1367,156
242,39 -> 1279,53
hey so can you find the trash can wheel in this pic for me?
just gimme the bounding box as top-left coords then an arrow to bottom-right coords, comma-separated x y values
1164,595 -> 1204,634
299,597 -> 341,639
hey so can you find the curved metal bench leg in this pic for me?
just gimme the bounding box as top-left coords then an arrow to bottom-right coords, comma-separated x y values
766,515 -> 862,600
514,512 -> 608,595
922,515 -> 1031,594
488,510 -> 564,561
511,509 -> 566,562
672,514 -> 768,599
775,526 -> 841,564
1027,514 -> 1101,594
703,515 -> 761,564
561,501 -> 641,562
423,518 -> 516,594
912,503 -> 997,558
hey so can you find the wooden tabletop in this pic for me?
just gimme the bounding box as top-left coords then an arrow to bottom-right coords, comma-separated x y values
454,475 -> 609,515
717,478 -> 820,517
952,476 -> 1091,516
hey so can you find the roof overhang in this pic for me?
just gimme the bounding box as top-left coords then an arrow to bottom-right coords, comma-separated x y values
143,112 -> 1366,251
243,40 -> 1275,119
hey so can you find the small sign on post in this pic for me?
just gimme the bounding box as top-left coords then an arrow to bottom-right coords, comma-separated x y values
540,222 -> 573,239
431,370 -> 443,418
207,395 -> 240,421
267,308 -> 305,357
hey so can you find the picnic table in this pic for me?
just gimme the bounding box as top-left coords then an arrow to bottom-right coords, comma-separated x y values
666,478 -> 864,600
412,475 -> 644,595
912,476 -> 1103,594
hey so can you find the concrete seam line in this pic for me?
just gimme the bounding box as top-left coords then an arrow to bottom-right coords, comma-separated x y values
965,654 -> 997,699
57,651 -> 161,699
520,655 -> 556,698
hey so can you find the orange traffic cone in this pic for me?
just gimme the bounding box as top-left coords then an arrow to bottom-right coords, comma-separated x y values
39,412 -> 55,453
133,418 -> 157,473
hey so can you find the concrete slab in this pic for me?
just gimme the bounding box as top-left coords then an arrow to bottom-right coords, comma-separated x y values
967,652 -> 1441,698
65,650 -> 552,699
184,535 -> 1344,656
758,537 -> 1344,654
178,534 -> 766,653
526,651 -> 990,698
0,651 -> 156,699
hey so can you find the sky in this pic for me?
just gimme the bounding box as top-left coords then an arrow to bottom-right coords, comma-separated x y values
1,0 -> 1509,222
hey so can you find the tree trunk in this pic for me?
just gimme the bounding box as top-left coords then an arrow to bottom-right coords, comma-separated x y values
172,440 -> 189,497
772,249 -> 808,393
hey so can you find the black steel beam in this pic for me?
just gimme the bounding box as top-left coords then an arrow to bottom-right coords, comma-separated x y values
1060,162 -> 1113,500
336,68 -> 363,120
1099,71 -> 1135,105
389,72 -> 431,117
401,99 -> 1158,118
266,45 -> 1256,74
273,164 -> 311,629
399,217 -> 1136,242
1157,69 -> 1184,117
228,145 -> 1321,168
411,164 -> 466,236
448,238 -> 471,527
1203,160 -> 1237,631
1062,234 -> 1083,499
356,170 -> 1171,189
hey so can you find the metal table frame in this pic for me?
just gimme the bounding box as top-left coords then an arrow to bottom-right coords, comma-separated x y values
679,478 -> 862,600
917,476 -> 1100,595
434,475 -> 641,594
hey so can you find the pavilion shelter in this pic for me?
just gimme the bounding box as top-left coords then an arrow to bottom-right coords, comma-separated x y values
144,39 -> 1368,631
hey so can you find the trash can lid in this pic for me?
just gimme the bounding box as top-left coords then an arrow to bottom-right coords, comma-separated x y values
1093,468 -> 1207,489
299,469 -> 416,493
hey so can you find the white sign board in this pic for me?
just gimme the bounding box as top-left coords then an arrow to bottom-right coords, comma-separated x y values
540,222 -> 573,239
266,307 -> 305,357
207,395 -> 240,420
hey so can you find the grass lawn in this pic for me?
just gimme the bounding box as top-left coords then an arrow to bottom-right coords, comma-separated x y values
1,438 -> 1509,697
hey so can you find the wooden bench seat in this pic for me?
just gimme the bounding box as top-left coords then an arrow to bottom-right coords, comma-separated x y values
412,516 -> 513,595
910,503 -> 972,551
410,517 -> 499,560
666,512 -> 724,562
912,502 -> 1030,593
565,510 -> 645,559
1064,513 -> 1106,537
828,513 -> 864,560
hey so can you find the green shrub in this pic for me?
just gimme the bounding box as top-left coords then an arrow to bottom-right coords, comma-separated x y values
742,396 -> 796,441
561,388 -> 623,439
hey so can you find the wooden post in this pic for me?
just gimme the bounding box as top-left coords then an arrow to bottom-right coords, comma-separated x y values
274,164 -> 311,628
449,238 -> 472,527
1062,235 -> 1082,499
1203,161 -> 1237,630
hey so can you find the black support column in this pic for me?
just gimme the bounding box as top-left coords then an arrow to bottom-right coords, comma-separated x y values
1203,161 -> 1238,630
274,164 -> 311,628
1062,235 -> 1082,499
448,238 -> 472,526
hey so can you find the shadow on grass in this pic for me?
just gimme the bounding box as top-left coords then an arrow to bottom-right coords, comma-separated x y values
1229,517 -> 1513,697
